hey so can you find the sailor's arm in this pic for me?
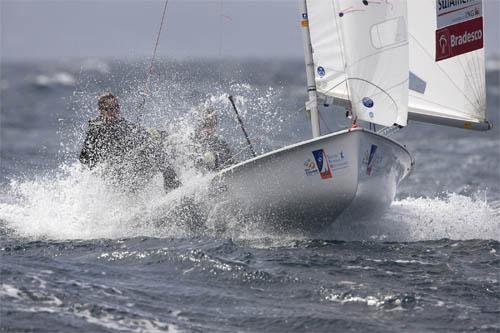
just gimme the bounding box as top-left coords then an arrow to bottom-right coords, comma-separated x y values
79,121 -> 100,168
216,138 -> 234,169
161,164 -> 181,191
144,127 -> 182,191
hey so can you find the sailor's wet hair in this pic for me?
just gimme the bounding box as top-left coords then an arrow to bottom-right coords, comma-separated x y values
98,92 -> 119,112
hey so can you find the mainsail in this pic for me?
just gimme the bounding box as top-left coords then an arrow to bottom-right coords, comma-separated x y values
306,0 -> 409,127
304,0 -> 490,131
407,0 -> 490,130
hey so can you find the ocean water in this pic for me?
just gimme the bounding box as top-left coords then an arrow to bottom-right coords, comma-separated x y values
0,59 -> 499,332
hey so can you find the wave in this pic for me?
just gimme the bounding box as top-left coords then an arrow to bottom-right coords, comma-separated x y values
1,162 -> 497,243
327,193 -> 500,242
0,162 -> 213,240
34,72 -> 76,88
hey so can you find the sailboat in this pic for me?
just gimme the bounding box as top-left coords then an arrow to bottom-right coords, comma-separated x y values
211,0 -> 490,232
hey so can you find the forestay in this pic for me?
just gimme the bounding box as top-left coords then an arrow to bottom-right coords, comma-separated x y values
407,0 -> 489,130
307,0 -> 409,127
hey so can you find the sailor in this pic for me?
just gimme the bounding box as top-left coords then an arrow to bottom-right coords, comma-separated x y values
79,92 -> 180,191
192,107 -> 233,172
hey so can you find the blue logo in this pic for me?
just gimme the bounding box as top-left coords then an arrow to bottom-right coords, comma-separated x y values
369,111 -> 374,118
367,144 -> 378,176
312,149 -> 332,179
362,97 -> 374,108
317,66 -> 326,78
302,13 -> 308,19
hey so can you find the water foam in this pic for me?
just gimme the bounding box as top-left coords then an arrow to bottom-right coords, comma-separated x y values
0,163 -> 212,240
1,67 -> 291,241
327,193 -> 500,242
2,167 -> 498,243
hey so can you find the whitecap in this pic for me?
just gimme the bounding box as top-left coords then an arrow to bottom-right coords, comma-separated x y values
0,284 -> 23,300
326,192 -> 500,242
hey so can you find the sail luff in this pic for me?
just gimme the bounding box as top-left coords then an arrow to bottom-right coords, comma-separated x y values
306,0 -> 349,103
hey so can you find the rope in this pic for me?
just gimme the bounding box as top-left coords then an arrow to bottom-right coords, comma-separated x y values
218,0 -> 224,85
138,0 -> 170,122
377,125 -> 401,137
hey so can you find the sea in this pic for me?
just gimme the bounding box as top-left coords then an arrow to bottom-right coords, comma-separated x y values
0,58 -> 499,332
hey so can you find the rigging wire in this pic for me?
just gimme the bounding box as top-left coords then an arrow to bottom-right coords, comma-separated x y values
137,0 -> 170,123
218,0 -> 224,85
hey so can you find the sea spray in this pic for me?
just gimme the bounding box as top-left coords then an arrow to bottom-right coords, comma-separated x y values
2,165 -> 498,243
0,162 -> 216,240
327,192 -> 500,242
66,62 -> 289,164
1,62 -> 292,241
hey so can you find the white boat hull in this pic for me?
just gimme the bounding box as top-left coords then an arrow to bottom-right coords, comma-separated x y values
211,128 -> 413,232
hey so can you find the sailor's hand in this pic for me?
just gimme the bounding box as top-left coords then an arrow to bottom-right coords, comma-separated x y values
202,151 -> 216,168
146,127 -> 161,139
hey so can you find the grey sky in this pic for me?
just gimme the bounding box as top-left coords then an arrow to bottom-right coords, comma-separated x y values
1,0 -> 499,61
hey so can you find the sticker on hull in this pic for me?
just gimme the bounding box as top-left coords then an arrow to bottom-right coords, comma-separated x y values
303,158 -> 319,176
312,149 -> 332,179
304,149 -> 349,178
366,144 -> 378,176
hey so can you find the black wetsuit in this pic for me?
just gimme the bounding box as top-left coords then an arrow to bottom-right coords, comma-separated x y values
79,117 -> 180,191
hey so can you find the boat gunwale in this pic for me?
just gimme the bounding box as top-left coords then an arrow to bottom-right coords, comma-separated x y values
219,127 -> 414,175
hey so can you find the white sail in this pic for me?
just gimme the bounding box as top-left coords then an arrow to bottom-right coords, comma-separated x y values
408,0 -> 489,129
307,0 -> 409,127
306,0 -> 348,102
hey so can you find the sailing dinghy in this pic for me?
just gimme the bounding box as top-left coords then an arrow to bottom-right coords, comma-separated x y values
211,0 -> 490,232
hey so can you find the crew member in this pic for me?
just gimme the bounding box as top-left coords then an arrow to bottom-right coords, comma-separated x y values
79,92 -> 180,191
193,107 -> 233,172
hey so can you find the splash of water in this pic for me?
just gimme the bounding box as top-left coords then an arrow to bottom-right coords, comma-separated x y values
327,193 -> 500,242
0,163 -> 212,240
1,166 -> 498,243
2,63 -> 497,243
2,65 -> 293,241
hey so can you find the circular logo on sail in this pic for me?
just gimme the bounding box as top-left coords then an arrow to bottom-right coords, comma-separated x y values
362,97 -> 374,108
317,66 -> 326,77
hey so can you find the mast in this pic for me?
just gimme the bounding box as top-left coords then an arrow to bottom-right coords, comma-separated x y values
299,0 -> 320,138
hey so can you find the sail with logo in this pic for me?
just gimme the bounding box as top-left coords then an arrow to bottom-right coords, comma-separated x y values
407,0 -> 490,130
306,0 -> 489,130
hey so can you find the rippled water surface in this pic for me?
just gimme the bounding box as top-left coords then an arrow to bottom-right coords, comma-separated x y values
2,237 -> 499,332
